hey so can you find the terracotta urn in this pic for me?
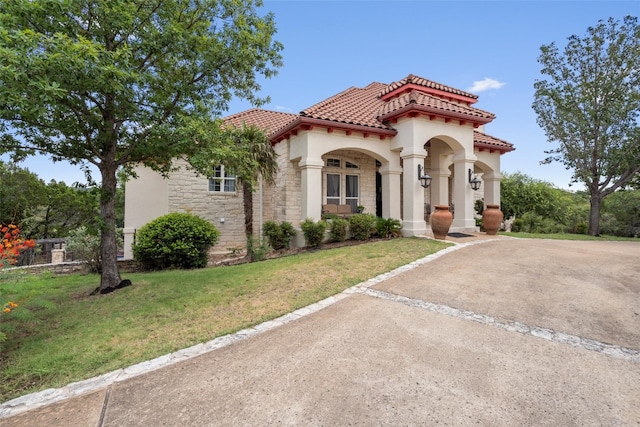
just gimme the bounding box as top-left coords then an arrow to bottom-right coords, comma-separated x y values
482,204 -> 503,235
431,205 -> 453,240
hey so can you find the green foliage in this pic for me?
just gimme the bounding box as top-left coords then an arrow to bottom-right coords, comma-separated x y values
263,221 -> 296,250
375,217 -> 402,239
532,16 -> 640,235
516,212 -> 566,234
0,0 -> 283,289
474,199 -> 485,215
65,226 -> 102,273
601,190 -> 640,237
328,218 -> 349,242
246,235 -> 268,262
349,213 -> 377,241
300,218 -> 327,248
133,213 -> 219,270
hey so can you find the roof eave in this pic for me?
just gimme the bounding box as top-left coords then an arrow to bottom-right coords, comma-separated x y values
474,142 -> 516,154
271,116 -> 397,142
379,104 -> 495,127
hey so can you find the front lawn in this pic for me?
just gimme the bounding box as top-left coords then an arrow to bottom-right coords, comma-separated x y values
0,237 -> 450,402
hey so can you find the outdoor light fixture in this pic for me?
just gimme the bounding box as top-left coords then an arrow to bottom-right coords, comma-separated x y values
418,164 -> 432,188
468,169 -> 481,191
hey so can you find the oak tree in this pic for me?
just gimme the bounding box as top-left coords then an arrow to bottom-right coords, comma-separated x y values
0,0 -> 283,290
532,16 -> 640,235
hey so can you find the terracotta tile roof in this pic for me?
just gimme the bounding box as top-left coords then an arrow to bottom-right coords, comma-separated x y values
299,82 -> 391,130
227,75 -> 513,152
473,130 -> 515,152
378,90 -> 495,122
381,74 -> 479,100
223,108 -> 298,136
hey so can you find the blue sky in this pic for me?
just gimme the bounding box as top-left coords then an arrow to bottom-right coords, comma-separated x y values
5,0 -> 638,189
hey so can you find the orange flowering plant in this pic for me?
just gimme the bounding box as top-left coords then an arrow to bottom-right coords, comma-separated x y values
1,224 -> 35,350
0,223 -> 36,266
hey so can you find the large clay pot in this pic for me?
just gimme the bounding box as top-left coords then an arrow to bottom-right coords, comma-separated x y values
431,205 -> 453,240
482,204 -> 503,235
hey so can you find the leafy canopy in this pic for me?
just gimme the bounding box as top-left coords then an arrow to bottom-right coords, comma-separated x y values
532,16 -> 640,234
0,0 -> 283,289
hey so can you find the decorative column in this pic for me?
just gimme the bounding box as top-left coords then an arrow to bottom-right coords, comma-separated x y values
451,155 -> 477,230
299,158 -> 324,222
482,171 -> 502,207
429,168 -> 451,208
400,151 -> 428,236
378,164 -> 402,220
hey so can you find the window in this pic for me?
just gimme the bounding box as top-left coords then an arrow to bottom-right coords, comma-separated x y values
326,158 -> 341,168
345,161 -> 359,169
326,173 -> 340,205
345,175 -> 359,211
208,166 -> 236,193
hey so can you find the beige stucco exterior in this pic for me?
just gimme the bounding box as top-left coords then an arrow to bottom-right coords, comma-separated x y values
123,75 -> 513,259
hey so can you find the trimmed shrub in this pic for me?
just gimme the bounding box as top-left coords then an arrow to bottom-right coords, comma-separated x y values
263,220 -> 296,250
328,217 -> 348,242
133,213 -> 219,270
301,218 -> 327,248
65,226 -> 102,273
375,217 -> 402,239
349,213 -> 377,241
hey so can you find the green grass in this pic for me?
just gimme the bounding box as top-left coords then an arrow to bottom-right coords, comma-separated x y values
501,232 -> 639,241
0,238 -> 450,402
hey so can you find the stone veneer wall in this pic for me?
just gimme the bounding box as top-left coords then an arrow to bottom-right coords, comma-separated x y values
321,149 -> 377,214
167,160 -> 245,251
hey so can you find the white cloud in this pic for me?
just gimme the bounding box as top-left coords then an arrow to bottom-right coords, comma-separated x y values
467,78 -> 506,93
275,105 -> 296,113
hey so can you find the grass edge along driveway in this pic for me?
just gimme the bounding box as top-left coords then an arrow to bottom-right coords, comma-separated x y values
1,238 -> 450,402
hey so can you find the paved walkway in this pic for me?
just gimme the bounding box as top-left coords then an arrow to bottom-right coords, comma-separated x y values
1,235 -> 639,426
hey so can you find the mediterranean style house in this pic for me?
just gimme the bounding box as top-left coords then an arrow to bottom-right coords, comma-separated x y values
123,74 -> 514,258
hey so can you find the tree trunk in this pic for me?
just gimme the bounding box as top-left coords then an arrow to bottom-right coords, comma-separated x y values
243,183 -> 253,239
588,192 -> 601,236
243,182 -> 255,261
99,164 -> 122,290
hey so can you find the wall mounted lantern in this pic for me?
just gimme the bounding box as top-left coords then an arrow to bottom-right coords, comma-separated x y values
468,169 -> 481,191
418,164 -> 432,188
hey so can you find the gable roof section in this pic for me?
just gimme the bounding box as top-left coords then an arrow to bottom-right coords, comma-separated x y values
380,74 -> 479,104
377,90 -> 495,125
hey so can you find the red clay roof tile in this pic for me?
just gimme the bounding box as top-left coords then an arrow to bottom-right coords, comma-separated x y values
224,75 -> 513,152
223,108 -> 298,135
378,90 -> 495,122
381,74 -> 479,100
300,82 -> 390,130
473,130 -> 515,152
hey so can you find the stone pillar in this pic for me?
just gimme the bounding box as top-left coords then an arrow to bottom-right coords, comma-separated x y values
378,164 -> 402,220
400,151 -> 427,236
482,172 -> 502,207
451,154 -> 478,230
299,158 -> 324,222
51,249 -> 65,264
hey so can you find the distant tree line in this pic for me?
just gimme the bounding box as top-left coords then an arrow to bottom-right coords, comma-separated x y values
0,161 -> 124,239
500,172 -> 640,237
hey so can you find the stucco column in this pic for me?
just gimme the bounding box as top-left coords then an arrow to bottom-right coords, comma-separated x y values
378,164 -> 402,220
400,152 -> 428,236
429,168 -> 451,207
451,155 -> 477,230
482,172 -> 502,207
299,158 -> 324,221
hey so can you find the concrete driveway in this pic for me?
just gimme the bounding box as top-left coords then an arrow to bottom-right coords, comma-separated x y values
2,237 -> 639,426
